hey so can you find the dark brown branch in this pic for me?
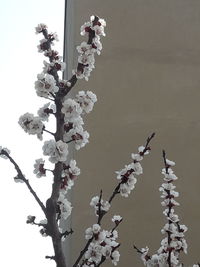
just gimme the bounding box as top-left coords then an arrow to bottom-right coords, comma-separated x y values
162,149 -> 169,175
61,228 -> 74,238
44,95 -> 67,267
140,132 -> 155,156
133,244 -> 143,255
72,238 -> 94,267
1,150 -> 46,215
133,245 -> 151,261
43,128 -> 55,136
162,150 -> 172,267
45,255 -> 56,261
108,183 -> 121,204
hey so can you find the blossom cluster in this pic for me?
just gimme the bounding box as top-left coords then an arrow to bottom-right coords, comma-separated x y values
115,145 -> 150,197
62,90 -> 97,150
61,159 -> 80,191
42,139 -> 68,163
18,112 -> 44,140
57,191 -> 72,220
73,15 -> 106,81
34,23 -> 65,99
139,156 -> 188,267
83,220 -> 120,266
90,195 -> 111,216
35,73 -> 59,98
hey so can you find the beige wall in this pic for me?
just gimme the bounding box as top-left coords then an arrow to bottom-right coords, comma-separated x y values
70,1 -> 200,266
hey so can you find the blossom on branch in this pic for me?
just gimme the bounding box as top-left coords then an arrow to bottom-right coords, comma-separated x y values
42,139 -> 68,163
136,151 -> 187,267
116,144 -> 150,198
18,112 -> 44,140
61,160 -> 80,191
63,125 -> 89,150
61,98 -> 82,122
73,15 -> 106,81
37,102 -> 55,121
57,191 -> 72,220
35,73 -> 58,98
35,23 -> 47,34
75,90 -> 97,114
83,220 -> 120,266
33,158 -> 46,178
90,195 -> 111,215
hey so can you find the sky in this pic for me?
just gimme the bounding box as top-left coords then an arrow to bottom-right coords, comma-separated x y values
0,1 -> 65,266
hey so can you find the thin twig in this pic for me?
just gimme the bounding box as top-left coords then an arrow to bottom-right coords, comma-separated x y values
43,128 -> 55,136
72,238 -> 94,267
1,150 -> 46,215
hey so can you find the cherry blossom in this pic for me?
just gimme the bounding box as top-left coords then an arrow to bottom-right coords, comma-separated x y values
115,144 -> 150,197
37,102 -> 55,121
18,112 -> 44,140
35,23 -> 47,34
75,90 -> 97,114
33,158 -> 46,178
35,73 -> 59,98
57,191 -> 72,220
42,139 -> 68,163
61,98 -> 82,122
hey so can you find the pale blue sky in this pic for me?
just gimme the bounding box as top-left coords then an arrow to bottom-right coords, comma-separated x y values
0,1 -> 65,266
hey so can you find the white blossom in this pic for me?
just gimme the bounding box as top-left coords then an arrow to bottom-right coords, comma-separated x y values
85,243 -> 102,264
62,160 -> 80,181
74,16 -> 106,80
61,98 -> 82,122
33,158 -> 46,178
85,227 -> 94,240
64,125 -> 89,150
166,159 -> 175,166
111,250 -> 120,266
35,23 -> 47,34
76,42 -> 92,55
90,196 -> 110,213
37,103 -> 55,121
37,39 -> 49,53
131,153 -> 143,162
18,113 -> 44,140
58,191 -> 72,220
40,219 -> 47,224
116,163 -> 137,197
35,73 -> 59,98
42,139 -> 68,163
112,215 -> 122,224
85,224 -> 101,240
76,90 -> 97,114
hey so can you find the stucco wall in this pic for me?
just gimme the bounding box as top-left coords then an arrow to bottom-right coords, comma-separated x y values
69,1 -> 200,266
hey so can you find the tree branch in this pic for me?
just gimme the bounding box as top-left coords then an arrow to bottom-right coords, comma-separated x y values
0,150 -> 46,216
